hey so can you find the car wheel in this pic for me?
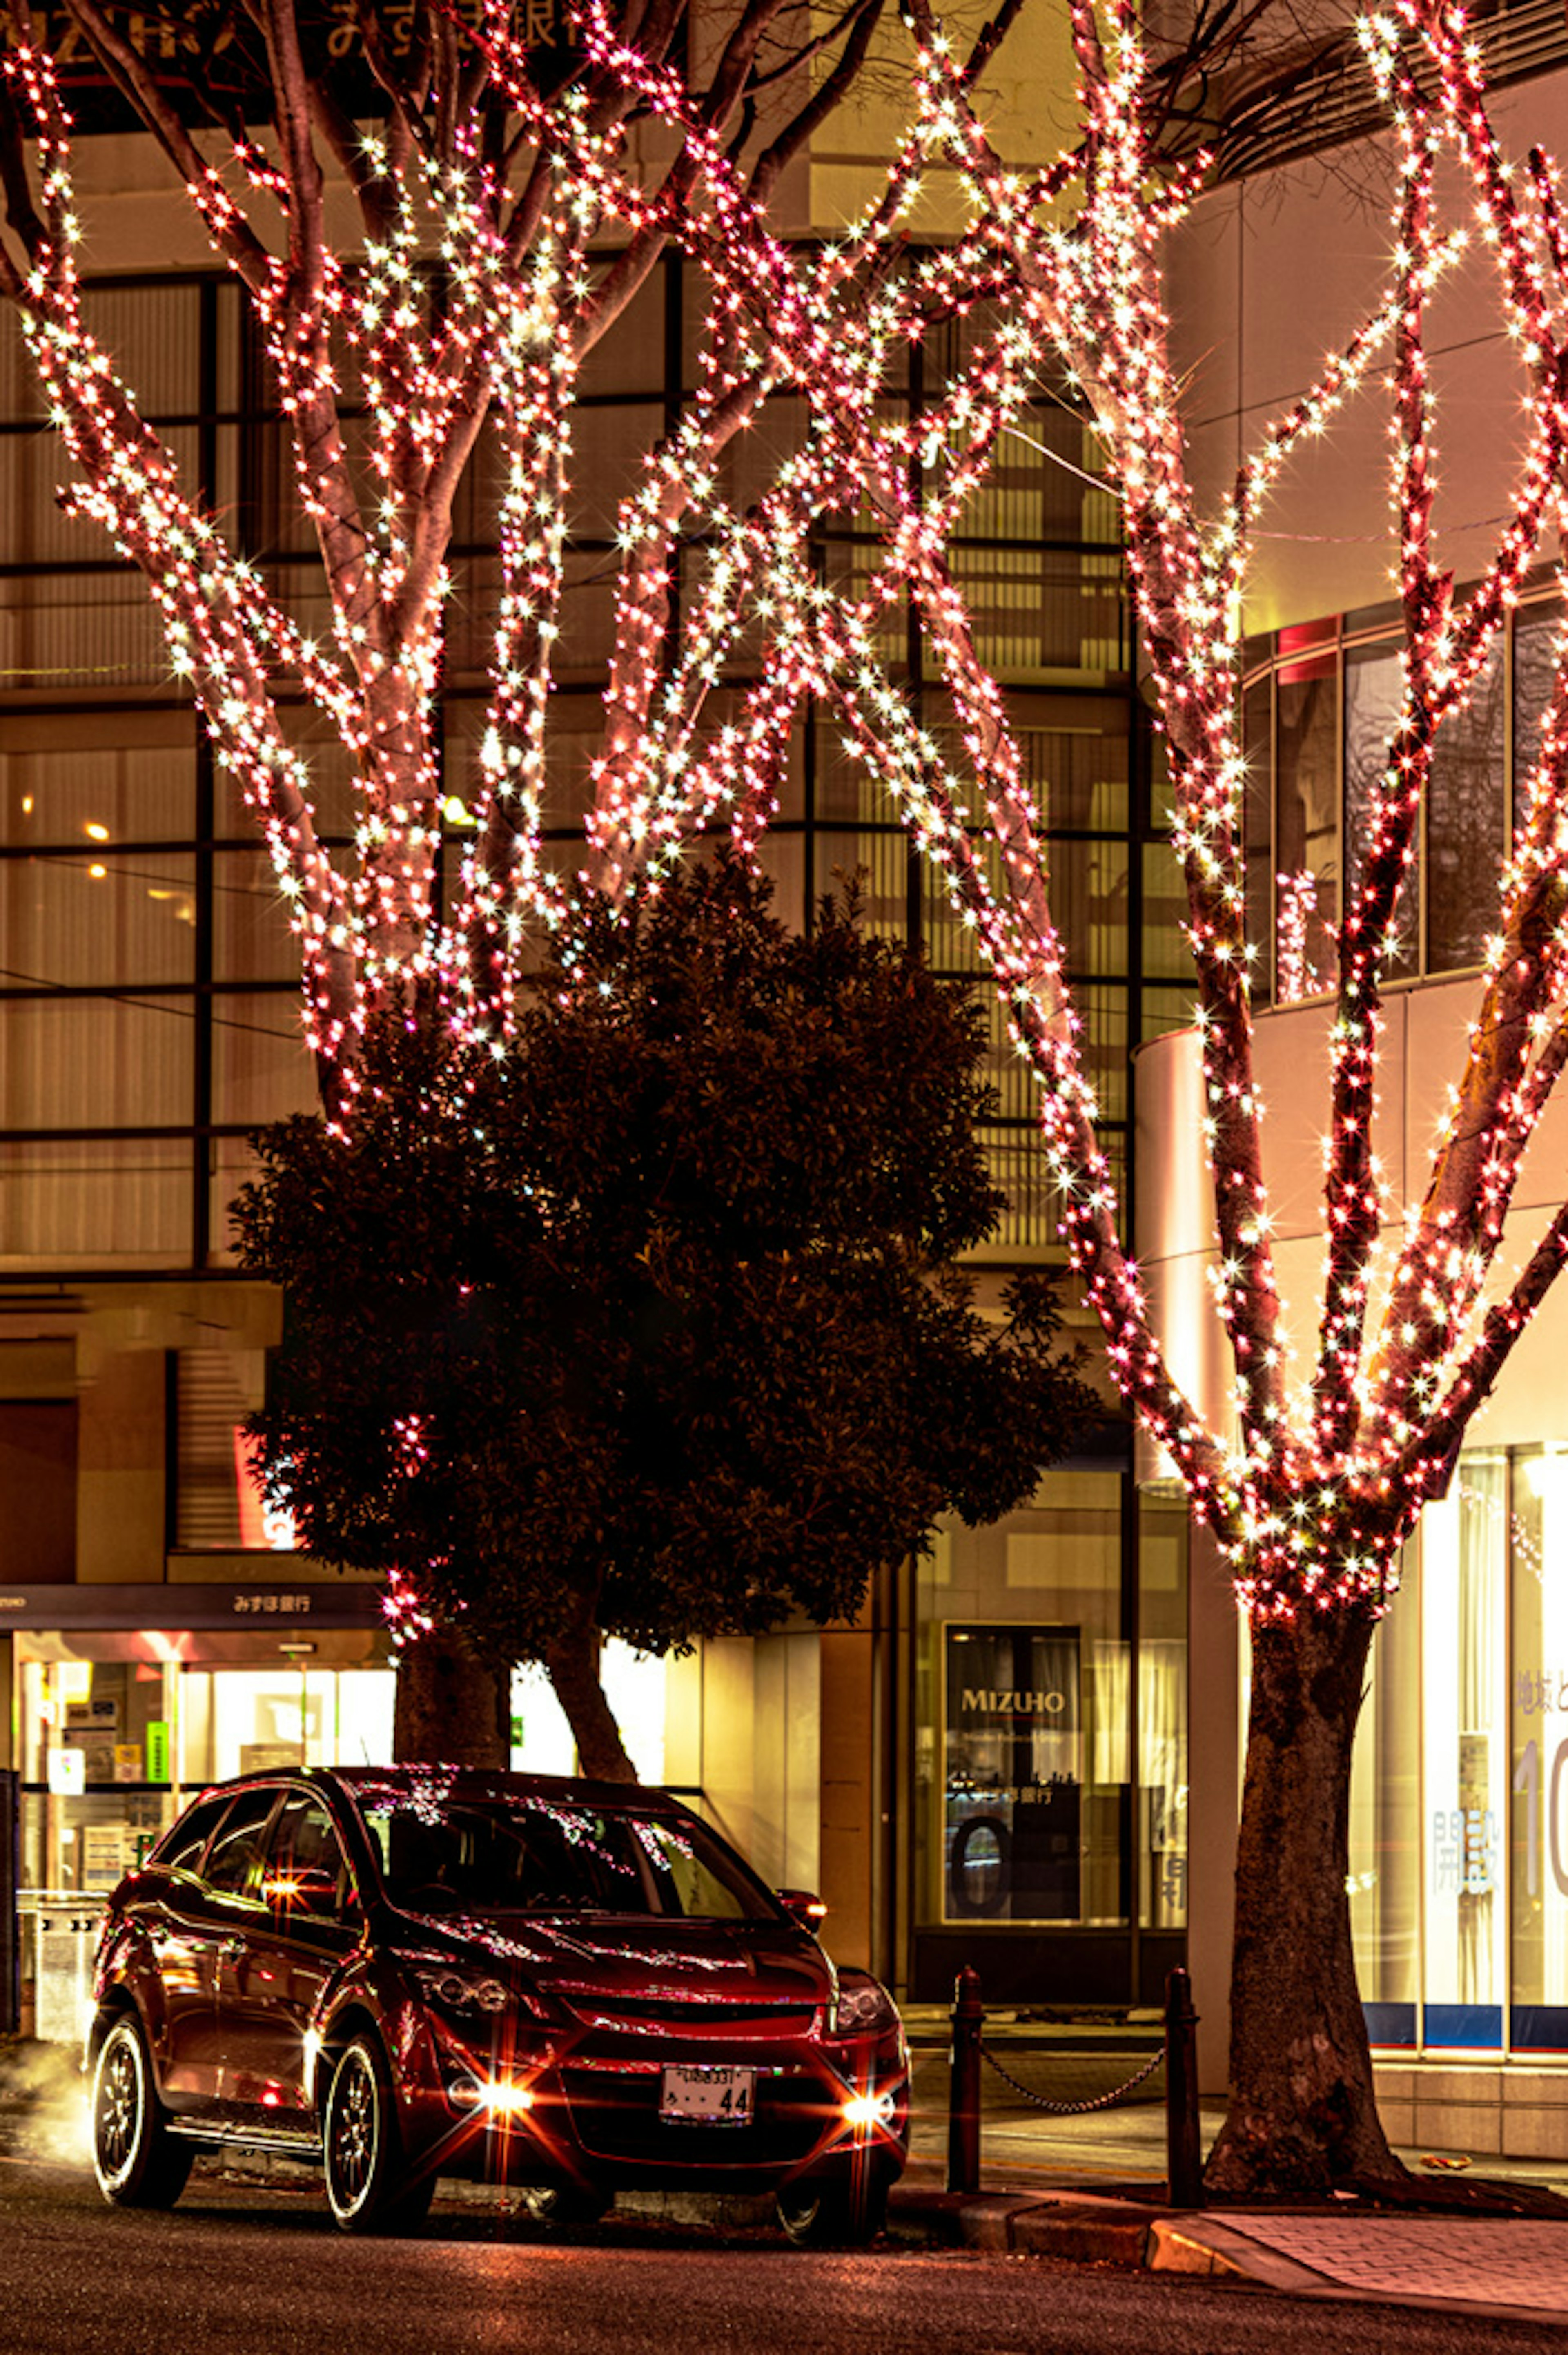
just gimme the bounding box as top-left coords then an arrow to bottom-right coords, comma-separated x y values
776,2171 -> 888,2248
518,2181 -> 612,2228
323,2037 -> 434,2236
91,2015 -> 193,2210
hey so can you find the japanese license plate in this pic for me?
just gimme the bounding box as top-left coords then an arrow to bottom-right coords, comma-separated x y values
660,2063 -> 755,2125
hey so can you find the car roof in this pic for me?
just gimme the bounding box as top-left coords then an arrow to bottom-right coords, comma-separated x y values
170,1766 -> 703,1829
323,1765 -> 695,1815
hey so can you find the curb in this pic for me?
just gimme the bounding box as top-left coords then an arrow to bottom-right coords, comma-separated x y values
1146,2217 -> 1244,2277
886,2185 -> 1159,2266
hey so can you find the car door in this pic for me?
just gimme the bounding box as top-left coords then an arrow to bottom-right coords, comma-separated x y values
179,1783 -> 286,2120
132,1790 -> 236,2115
218,1787 -> 362,2132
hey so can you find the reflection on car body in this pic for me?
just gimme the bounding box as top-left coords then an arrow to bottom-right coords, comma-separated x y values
86,1765 -> 909,2243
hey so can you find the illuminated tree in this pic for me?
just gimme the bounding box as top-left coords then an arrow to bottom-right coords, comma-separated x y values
511,0 -> 1568,2191
0,0 -> 902,1758
0,0 -> 898,1102
661,0 -> 1568,2196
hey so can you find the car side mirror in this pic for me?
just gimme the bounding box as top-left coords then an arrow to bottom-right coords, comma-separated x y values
263,1866 -> 341,1917
777,1888 -> 827,1936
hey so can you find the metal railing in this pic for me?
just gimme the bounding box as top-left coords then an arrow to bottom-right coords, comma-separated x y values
946,1963 -> 1203,2207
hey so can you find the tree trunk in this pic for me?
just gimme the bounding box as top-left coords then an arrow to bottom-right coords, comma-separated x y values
1204,1601 -> 1405,2197
542,1591 -> 637,1783
393,1622 -> 510,1768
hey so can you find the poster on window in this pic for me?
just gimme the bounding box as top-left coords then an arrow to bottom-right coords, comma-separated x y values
942,1623 -> 1082,1923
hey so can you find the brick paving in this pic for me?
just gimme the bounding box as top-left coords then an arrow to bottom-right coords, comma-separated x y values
1171,2212 -> 1568,2321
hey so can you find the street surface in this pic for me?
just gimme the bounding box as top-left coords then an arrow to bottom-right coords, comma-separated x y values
0,2151 -> 1558,2355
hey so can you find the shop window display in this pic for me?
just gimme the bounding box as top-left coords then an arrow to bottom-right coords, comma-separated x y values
943,1621 -> 1084,1922
1510,1449 -> 1568,2051
17,1649 -> 394,1896
1139,1489 -> 1189,1931
914,1468 -> 1189,1938
1348,1443 -> 1568,2056
178,1663 -> 394,1784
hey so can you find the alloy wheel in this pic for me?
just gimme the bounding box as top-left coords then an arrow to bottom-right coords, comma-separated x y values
94,2029 -> 140,2187
328,2050 -> 377,2211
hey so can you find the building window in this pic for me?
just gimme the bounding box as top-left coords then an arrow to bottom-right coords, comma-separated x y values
1245,593 -> 1546,1006
913,1465 -> 1187,1950
1509,1449 -> 1568,2051
1351,1442 -> 1568,2054
174,1347 -> 295,1551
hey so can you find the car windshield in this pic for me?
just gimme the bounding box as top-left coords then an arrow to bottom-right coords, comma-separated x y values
356,1787 -> 776,1921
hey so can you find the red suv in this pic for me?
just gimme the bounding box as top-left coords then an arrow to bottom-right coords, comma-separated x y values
86,1765 -> 909,2241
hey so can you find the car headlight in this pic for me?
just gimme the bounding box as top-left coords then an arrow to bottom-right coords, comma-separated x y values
402,1958 -> 512,2017
831,1971 -> 898,2036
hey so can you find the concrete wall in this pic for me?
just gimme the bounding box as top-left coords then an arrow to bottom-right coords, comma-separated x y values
1168,66 -> 1568,632
1136,976 -> 1568,1452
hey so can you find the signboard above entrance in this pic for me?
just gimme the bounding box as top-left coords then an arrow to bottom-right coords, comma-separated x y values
0,1582 -> 384,1631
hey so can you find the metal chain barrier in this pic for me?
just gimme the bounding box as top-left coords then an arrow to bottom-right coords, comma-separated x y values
946,1965 -> 1202,2201
978,2036 -> 1167,2114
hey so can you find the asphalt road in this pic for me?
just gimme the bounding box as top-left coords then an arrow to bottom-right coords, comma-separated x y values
0,2153 -> 1559,2355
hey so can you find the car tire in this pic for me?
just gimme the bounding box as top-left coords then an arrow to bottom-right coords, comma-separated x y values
518,2181 -> 612,2228
322,2036 -> 434,2236
776,2170 -> 888,2248
91,2014 -> 193,2210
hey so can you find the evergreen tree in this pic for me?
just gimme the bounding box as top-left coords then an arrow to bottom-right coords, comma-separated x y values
234,858 -> 1099,1777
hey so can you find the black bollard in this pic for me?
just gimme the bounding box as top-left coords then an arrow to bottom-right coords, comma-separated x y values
1164,1964 -> 1202,2208
947,1963 -> 984,2194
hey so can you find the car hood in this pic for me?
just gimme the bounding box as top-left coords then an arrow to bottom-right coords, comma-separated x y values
387,1907 -> 833,2006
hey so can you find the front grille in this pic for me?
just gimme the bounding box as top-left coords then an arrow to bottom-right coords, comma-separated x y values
560,1993 -> 819,2034
559,2067 -> 833,2165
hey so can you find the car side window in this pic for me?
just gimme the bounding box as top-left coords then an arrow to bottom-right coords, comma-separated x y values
263,1791 -> 358,1918
202,1787 -> 283,1900
156,1793 -> 232,1880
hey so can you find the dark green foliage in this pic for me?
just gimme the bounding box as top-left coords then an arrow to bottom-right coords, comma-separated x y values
233,857 -> 1098,1671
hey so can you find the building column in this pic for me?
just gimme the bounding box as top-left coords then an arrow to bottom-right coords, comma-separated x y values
819,1624 -> 879,1973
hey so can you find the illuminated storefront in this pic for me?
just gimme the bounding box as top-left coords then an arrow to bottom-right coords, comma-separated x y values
904,1466 -> 1189,2005
2,1578 -> 394,2039
1352,1445 -> 1568,2060
6,1579 -> 394,1897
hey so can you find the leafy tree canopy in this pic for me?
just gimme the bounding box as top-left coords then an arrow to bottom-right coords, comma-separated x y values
233,857 -> 1099,1733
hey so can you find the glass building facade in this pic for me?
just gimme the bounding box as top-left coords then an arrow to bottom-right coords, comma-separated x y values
903,1476 -> 1188,2002
1240,585 -> 1561,1009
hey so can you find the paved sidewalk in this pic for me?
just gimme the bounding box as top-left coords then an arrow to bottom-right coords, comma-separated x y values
1154,2210 -> 1568,2328
892,2021 -> 1568,2329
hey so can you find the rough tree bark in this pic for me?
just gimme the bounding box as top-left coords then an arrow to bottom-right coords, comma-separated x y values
1205,1605 -> 1396,2195
542,1589 -> 637,1784
392,1625 -> 509,1770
